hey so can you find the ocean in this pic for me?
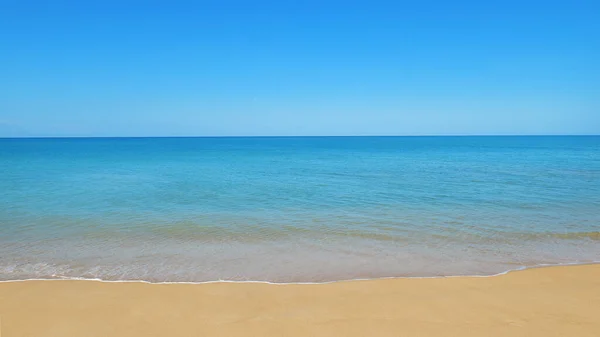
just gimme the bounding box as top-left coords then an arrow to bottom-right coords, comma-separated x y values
0,136 -> 599,282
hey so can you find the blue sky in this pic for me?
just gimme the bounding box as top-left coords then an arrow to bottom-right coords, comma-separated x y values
1,0 -> 598,137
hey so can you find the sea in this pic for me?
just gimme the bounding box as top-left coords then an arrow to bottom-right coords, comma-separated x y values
0,136 -> 599,283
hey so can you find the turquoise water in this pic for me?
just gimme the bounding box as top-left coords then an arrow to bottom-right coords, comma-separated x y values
1,136 -> 599,282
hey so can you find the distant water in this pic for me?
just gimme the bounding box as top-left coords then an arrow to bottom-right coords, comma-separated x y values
1,136 -> 599,282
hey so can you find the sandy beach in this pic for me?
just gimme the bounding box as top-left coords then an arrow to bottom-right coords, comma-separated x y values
0,264 -> 598,337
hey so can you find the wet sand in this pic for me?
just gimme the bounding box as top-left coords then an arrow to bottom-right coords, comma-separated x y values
0,264 -> 598,337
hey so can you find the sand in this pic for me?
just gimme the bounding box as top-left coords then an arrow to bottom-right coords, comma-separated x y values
0,264 -> 599,337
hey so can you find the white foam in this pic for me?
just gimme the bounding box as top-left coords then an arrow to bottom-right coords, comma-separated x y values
0,261 -> 597,285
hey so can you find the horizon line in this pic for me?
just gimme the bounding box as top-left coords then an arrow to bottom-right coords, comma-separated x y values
1,134 -> 599,140
0,133 -> 600,139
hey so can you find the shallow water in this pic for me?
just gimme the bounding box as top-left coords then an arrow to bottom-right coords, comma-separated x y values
1,136 -> 599,282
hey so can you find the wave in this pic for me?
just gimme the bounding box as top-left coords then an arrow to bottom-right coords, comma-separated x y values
0,261 -> 598,285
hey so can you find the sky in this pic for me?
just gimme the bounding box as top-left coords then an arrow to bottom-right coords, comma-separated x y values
0,0 -> 599,137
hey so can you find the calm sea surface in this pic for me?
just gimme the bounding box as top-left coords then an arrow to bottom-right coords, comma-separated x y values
1,136 -> 599,282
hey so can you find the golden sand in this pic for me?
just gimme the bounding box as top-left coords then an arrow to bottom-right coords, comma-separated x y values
0,264 -> 599,337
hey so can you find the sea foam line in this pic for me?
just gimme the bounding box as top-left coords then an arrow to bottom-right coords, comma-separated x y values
0,261 -> 598,285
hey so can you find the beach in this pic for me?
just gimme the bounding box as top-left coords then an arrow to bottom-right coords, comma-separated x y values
1,264 -> 598,336
2,0 -> 598,334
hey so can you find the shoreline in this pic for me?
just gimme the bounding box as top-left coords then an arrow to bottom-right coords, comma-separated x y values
1,264 -> 599,337
0,261 -> 598,285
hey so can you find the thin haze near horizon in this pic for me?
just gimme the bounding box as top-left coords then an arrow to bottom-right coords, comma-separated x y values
1,1 -> 599,137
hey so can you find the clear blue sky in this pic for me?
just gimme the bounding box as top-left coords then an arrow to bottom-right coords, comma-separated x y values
1,0 -> 598,137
